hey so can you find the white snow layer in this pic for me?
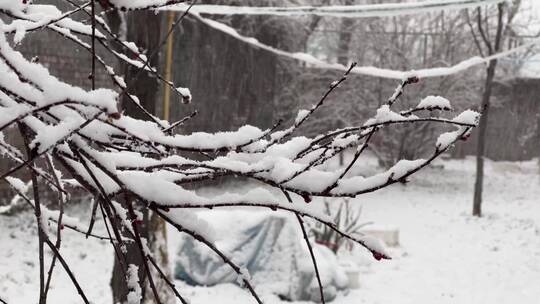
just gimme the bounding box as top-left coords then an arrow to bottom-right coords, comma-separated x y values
167,0 -> 506,18
3,157 -> 540,303
109,0 -> 175,10
171,11 -> 540,80
126,265 -> 142,304
416,96 -> 452,110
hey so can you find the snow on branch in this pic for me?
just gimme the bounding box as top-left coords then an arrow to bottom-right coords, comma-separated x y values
105,0 -> 188,11
0,2 -> 480,304
179,11 -> 539,80
166,0 -> 506,18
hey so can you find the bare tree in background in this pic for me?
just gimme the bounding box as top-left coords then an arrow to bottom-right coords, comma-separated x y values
294,6 -> 482,168
466,0 -> 521,217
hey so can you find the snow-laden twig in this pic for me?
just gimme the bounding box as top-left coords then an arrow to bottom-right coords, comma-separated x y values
43,153 -> 66,299
147,254 -> 189,304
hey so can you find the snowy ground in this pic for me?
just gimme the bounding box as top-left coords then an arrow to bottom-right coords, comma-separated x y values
1,156 -> 539,304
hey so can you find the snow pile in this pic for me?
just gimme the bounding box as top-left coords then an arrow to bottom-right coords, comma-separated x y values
364,105 -> 412,126
436,128 -> 465,150
2,157 -> 540,303
452,110 -> 480,125
416,96 -> 452,110
177,87 -> 192,103
435,110 -> 479,149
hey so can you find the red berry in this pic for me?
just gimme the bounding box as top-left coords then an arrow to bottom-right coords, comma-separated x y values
98,0 -> 111,8
372,252 -> 388,261
109,112 -> 122,120
407,76 -> 420,84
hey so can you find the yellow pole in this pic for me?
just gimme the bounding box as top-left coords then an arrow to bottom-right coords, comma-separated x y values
163,11 -> 176,121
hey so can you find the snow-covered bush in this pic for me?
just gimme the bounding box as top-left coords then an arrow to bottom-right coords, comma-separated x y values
0,1 -> 479,303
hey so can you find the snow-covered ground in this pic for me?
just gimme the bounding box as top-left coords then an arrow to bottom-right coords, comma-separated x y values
1,156 -> 539,304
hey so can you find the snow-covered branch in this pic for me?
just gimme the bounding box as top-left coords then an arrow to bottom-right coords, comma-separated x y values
0,2 -> 481,303
167,0 -> 506,18
179,10 -> 539,80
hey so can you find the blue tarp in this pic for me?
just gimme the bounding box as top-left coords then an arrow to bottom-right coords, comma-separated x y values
174,210 -> 348,301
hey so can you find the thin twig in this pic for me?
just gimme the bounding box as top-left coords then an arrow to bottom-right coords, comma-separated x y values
147,255 -> 189,304
18,123 -> 46,304
296,213 -> 325,304
43,154 -> 66,299
281,188 -> 325,304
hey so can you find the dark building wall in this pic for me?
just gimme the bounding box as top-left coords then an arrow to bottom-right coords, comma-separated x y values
14,25 -> 115,90
169,15 -> 305,133
456,78 -> 540,161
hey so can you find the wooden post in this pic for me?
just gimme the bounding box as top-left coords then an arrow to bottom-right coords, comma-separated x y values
163,11 -> 176,121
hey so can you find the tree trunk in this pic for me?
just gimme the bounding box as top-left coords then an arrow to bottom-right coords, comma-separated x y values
473,60 -> 497,217
337,17 -> 353,66
109,10 -> 175,304
537,112 -> 540,175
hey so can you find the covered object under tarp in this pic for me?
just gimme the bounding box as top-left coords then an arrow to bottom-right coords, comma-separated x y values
174,210 -> 348,302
